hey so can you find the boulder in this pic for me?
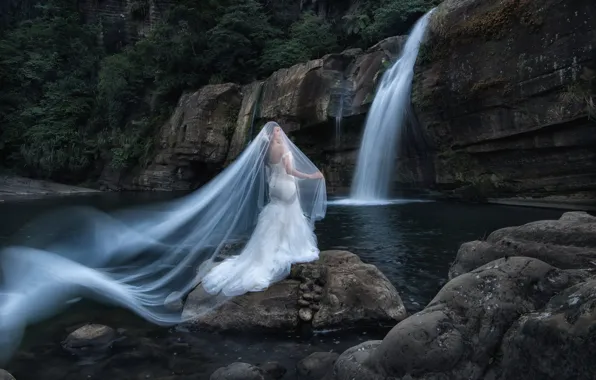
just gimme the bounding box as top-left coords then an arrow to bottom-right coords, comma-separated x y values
410,0 -> 596,203
0,370 -> 15,380
182,251 -> 406,332
210,362 -> 266,380
449,211 -> 596,279
258,362 -> 286,380
329,257 -> 581,380
485,278 -> 596,380
62,324 -> 118,356
297,352 -> 339,379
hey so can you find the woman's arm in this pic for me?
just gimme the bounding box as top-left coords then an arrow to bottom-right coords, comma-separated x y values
283,152 -> 323,179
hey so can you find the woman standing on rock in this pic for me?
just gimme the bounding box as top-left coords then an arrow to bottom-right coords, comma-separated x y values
201,123 -> 325,296
0,121 -> 326,362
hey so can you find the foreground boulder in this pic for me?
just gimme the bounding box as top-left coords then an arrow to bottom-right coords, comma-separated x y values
330,257 -> 585,380
0,370 -> 15,380
485,278 -> 596,380
450,211 -> 596,279
182,251 -> 406,332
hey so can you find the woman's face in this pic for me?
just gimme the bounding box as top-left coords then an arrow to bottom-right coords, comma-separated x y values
272,126 -> 281,139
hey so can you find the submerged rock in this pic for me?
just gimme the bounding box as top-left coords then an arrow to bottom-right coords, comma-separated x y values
258,361 -> 286,380
210,362 -> 267,380
449,211 -> 596,279
62,324 -> 117,356
182,251 -> 406,332
297,352 -> 339,379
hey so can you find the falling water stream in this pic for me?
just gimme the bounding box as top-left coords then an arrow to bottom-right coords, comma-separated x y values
349,10 -> 434,204
335,89 -> 344,148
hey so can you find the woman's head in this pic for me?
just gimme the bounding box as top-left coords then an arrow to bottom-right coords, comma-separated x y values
263,121 -> 282,142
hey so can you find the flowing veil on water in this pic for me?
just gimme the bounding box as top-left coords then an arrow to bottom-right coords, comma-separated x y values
0,122 -> 326,362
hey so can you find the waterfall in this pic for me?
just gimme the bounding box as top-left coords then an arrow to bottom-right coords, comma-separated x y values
335,87 -> 344,148
349,10 -> 433,202
246,83 -> 264,145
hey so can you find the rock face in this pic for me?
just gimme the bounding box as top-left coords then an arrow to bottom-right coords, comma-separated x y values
0,175 -> 99,201
101,36 -> 405,192
102,84 -> 242,190
328,212 -> 596,380
450,211 -> 596,279
227,37 -> 406,194
410,0 -> 596,203
182,251 -> 406,332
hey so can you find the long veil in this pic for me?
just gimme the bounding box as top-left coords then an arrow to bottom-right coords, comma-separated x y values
0,121 -> 326,362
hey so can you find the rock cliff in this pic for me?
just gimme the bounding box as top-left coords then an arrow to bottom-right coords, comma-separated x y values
101,0 -> 595,202
410,0 -> 596,203
102,37 -> 405,192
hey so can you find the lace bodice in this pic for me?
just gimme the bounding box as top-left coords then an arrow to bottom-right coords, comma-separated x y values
267,152 -> 297,204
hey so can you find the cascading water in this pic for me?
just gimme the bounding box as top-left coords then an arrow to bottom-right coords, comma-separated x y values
335,90 -> 344,148
349,10 -> 434,203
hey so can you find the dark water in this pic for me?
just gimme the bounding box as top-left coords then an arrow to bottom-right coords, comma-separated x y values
0,193 -> 567,379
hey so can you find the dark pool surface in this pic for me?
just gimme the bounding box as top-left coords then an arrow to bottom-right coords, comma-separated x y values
0,193 -> 568,379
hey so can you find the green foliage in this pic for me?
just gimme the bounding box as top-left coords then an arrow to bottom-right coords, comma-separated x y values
340,0 -> 440,44
0,0 -> 101,179
261,12 -> 337,74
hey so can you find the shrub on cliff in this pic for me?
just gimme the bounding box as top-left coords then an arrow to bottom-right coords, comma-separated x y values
0,1 -> 102,180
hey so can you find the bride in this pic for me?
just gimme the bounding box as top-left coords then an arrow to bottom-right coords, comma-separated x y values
0,121 -> 326,362
201,123 -> 324,296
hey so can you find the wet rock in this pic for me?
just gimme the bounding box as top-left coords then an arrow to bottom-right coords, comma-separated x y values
258,361 -> 286,380
298,299 -> 311,307
62,324 -> 117,356
311,251 -> 406,329
330,257 -> 579,380
297,352 -> 339,380
332,341 -> 382,380
210,362 -> 266,380
299,308 -> 313,322
302,292 -> 314,301
486,278 -> 596,380
0,369 -> 15,380
450,212 -> 596,279
183,251 -> 406,332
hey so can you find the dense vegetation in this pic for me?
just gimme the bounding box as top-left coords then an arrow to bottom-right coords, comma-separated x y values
0,0 -> 439,184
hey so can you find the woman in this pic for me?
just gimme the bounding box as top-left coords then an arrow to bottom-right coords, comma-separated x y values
201,124 -> 324,296
0,121 -> 326,362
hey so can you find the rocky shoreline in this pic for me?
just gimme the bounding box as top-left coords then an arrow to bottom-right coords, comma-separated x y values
4,211 -> 596,379
0,176 -> 98,202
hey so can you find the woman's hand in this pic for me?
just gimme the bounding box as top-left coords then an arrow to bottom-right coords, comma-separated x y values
309,171 -> 324,180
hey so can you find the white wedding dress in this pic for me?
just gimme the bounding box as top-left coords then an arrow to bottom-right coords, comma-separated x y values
201,152 -> 320,296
